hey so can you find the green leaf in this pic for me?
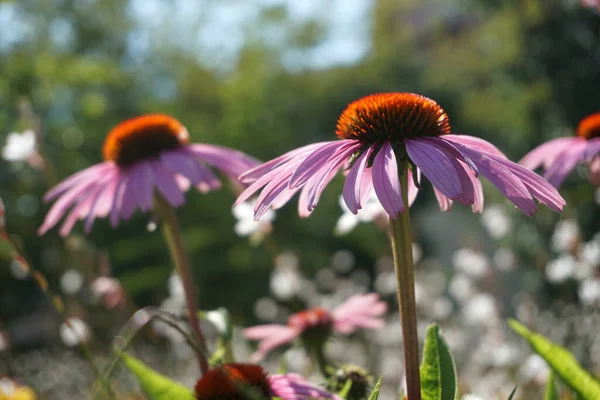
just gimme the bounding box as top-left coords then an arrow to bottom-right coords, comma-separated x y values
338,379 -> 352,399
544,372 -> 559,400
507,386 -> 517,400
420,324 -> 458,400
120,353 -> 195,400
368,376 -> 383,400
509,319 -> 600,400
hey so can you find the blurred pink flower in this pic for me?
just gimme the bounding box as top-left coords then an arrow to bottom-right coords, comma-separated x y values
38,114 -> 258,236
91,277 -> 126,310
244,293 -> 387,361
520,112 -> 600,188
237,93 -> 564,220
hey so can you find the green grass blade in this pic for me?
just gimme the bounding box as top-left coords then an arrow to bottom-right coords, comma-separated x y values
368,376 -> 383,400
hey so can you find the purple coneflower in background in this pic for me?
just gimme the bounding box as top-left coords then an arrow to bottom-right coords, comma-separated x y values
38,114 -> 258,236
194,363 -> 341,400
236,93 -> 565,219
520,112 -> 600,188
244,293 -> 387,362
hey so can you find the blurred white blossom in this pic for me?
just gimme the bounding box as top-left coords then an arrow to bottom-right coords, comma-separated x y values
579,237 -> 600,267
232,199 -> 274,239
452,248 -> 489,278
551,219 -> 579,253
334,193 -> 385,235
481,205 -> 511,239
2,130 -> 37,162
59,318 -> 90,347
519,354 -> 550,384
449,274 -> 476,303
463,293 -> 497,326
493,248 -> 516,271
91,277 -> 125,310
579,278 -> 600,306
545,254 -> 576,283
270,264 -> 302,300
59,269 -> 83,295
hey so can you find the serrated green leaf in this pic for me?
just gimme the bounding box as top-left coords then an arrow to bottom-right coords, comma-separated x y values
545,372 -> 559,400
507,386 -> 517,400
509,319 -> 600,400
121,353 -> 194,400
368,376 -> 382,400
420,324 -> 457,400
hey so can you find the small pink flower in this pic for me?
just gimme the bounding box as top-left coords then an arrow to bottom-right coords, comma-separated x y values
91,277 -> 126,310
38,114 -> 259,236
244,293 -> 387,361
520,112 -> 600,188
236,93 -> 565,220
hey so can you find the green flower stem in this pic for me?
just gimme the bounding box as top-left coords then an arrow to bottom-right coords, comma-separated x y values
155,195 -> 209,375
388,165 -> 421,400
313,343 -> 330,378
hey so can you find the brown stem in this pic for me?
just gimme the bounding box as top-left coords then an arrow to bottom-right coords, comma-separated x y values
388,166 -> 421,400
155,195 -> 209,374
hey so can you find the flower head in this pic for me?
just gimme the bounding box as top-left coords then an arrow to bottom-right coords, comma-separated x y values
520,112 -> 600,187
244,293 -> 386,361
0,377 -> 36,400
237,93 -> 564,220
38,114 -> 259,236
194,363 -> 340,400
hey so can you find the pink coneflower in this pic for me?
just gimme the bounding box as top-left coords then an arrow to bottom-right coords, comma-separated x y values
244,293 -> 387,361
520,112 -> 600,188
236,93 -> 565,219
194,363 -> 341,400
38,114 -> 258,236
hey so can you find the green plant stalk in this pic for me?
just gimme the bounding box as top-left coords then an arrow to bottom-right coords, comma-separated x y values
388,165 -> 421,400
155,195 -> 209,375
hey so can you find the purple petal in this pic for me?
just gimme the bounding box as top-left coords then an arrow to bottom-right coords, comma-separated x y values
194,163 -> 222,193
443,134 -> 507,159
519,137 -> 579,170
239,143 -> 325,183
405,139 -> 465,200
160,151 -> 202,185
84,175 -> 119,233
43,162 -> 113,202
151,161 -> 185,207
585,137 -> 600,161
289,141 -> 357,189
343,147 -> 373,214
372,142 -> 405,218
110,170 -> 131,227
130,162 -> 155,212
543,140 -> 588,187
58,183 -> 106,237
434,188 -> 453,211
452,144 -> 538,216
184,144 -> 260,179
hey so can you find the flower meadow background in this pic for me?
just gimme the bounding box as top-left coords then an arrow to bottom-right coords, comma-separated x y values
1,0 -> 600,399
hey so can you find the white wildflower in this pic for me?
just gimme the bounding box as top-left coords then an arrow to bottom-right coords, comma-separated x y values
334,193 -> 385,235
232,199 -> 274,238
59,318 -> 90,347
545,254 -> 576,283
481,205 -> 511,239
551,219 -> 579,252
2,130 -> 37,162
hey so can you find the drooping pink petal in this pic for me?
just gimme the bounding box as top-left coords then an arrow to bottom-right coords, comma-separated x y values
151,161 -> 185,207
269,374 -> 342,400
451,144 -> 538,215
110,169 -> 132,227
239,143 -> 325,183
38,165 -> 113,235
130,162 -> 155,212
584,137 -> 600,161
184,144 -> 260,179
519,137 -> 579,170
491,155 -> 565,212
244,325 -> 300,362
405,139 -> 465,200
160,151 -> 202,185
543,140 -> 588,187
58,181 -> 108,237
372,142 -> 405,218
301,142 -> 361,213
343,147 -> 373,214
289,141 -> 356,189
443,134 -> 507,159
42,163 -> 114,202
236,158 -> 303,206
195,163 -> 222,193
434,188 -> 453,211
332,293 -> 387,334
84,173 -> 120,233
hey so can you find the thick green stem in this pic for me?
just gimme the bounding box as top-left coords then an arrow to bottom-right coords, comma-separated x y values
155,195 -> 209,375
388,166 -> 421,400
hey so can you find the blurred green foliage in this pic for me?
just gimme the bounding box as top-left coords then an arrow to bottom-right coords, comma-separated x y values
1,0 -> 599,327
